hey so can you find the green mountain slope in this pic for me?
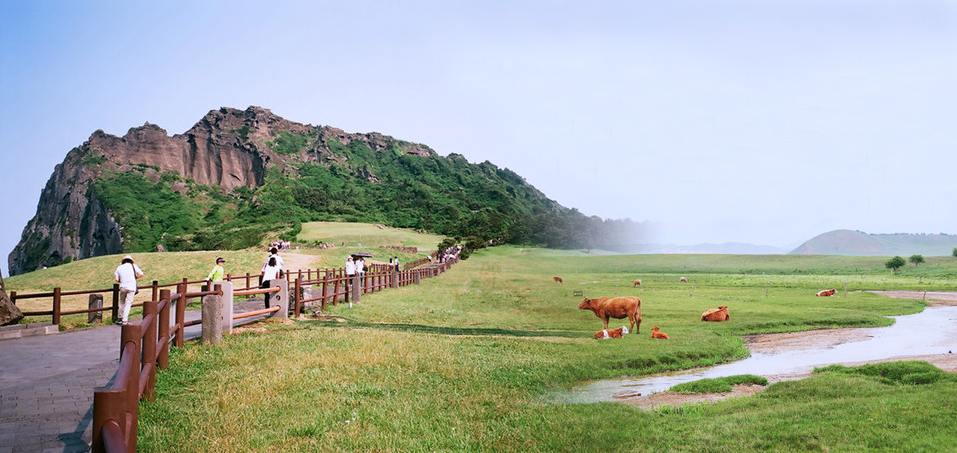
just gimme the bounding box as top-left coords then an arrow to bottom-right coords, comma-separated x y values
10,107 -> 639,274
790,229 -> 957,256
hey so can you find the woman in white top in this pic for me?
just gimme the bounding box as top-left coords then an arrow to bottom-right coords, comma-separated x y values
261,257 -> 281,308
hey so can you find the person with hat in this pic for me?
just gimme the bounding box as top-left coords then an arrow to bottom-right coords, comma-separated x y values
206,257 -> 227,285
113,255 -> 144,324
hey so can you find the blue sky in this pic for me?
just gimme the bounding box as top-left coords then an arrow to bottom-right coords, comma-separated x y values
2,1 -> 956,275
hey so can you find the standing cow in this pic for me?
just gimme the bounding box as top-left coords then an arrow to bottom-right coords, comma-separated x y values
633,279 -> 642,287
680,276 -> 688,283
578,296 -> 642,334
552,276 -> 563,284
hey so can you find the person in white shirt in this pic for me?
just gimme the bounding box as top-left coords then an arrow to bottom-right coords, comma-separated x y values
345,256 -> 356,308
113,255 -> 144,324
261,256 -> 281,308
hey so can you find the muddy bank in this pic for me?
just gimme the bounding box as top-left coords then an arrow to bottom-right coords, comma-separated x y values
623,291 -> 957,410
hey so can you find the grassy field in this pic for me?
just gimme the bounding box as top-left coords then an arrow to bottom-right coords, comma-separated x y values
3,222 -> 443,328
297,221 -> 447,253
135,245 -> 957,452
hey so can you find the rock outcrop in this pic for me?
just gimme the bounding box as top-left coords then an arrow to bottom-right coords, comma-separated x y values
8,106 -> 436,275
0,271 -> 23,325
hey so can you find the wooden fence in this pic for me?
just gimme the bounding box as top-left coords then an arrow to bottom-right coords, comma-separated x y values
88,256 -> 459,452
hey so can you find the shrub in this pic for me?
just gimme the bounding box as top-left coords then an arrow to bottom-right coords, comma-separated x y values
885,256 -> 906,273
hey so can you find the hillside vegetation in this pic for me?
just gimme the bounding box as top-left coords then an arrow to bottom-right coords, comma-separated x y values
135,245 -> 956,452
11,107 -> 640,275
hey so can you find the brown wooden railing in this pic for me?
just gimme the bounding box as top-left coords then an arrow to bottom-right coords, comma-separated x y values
89,255 -> 459,452
92,285 -> 218,452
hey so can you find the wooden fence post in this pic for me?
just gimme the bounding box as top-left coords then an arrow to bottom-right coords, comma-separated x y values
175,282 -> 187,348
321,274 -> 329,310
111,284 -> 120,322
141,300 -> 158,401
158,289 -> 171,370
294,278 -> 302,315
151,280 -> 159,304
52,287 -> 61,325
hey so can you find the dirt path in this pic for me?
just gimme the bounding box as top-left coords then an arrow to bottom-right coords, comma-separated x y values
280,252 -> 322,273
624,291 -> 957,410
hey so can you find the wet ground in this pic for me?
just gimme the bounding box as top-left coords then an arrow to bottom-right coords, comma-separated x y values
555,291 -> 957,409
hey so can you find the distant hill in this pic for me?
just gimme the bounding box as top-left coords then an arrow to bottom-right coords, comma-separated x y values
790,230 -> 957,256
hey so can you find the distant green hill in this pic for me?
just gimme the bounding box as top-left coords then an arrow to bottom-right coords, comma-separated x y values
790,229 -> 957,256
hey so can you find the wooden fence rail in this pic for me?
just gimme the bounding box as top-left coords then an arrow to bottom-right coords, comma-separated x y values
89,256 -> 459,452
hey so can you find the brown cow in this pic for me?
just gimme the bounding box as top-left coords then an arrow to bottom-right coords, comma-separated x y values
701,306 -> 730,322
651,326 -> 670,340
633,279 -> 642,287
594,326 -> 626,339
680,276 -> 688,283
816,289 -> 837,297
553,276 -> 563,284
578,296 -> 642,333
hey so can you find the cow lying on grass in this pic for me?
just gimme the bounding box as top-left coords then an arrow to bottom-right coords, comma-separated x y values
701,305 -> 730,322
594,326 -> 628,339
633,279 -> 642,287
651,326 -> 669,339
553,276 -> 563,284
817,289 -> 837,297
578,296 -> 642,333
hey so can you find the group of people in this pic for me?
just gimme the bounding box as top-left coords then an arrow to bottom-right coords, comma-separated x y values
316,241 -> 335,249
270,240 -> 291,251
434,245 -> 462,264
110,243 -> 424,323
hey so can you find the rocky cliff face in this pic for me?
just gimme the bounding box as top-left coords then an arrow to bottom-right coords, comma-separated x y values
8,106 -> 435,275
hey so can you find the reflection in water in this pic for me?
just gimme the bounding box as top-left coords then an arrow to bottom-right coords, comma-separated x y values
556,306 -> 957,404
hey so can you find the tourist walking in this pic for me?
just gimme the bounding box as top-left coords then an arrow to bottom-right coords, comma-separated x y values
113,255 -> 144,324
345,256 -> 356,308
261,256 -> 281,308
206,257 -> 226,285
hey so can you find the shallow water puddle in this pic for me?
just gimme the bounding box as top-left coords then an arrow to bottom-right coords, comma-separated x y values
554,306 -> 957,404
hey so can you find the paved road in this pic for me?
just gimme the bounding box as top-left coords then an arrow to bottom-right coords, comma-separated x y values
0,304 -> 266,453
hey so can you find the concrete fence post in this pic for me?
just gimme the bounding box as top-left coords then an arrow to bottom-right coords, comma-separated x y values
88,294 -> 104,323
351,274 -> 361,305
202,286 -> 223,345
268,279 -> 289,319
218,281 -> 234,335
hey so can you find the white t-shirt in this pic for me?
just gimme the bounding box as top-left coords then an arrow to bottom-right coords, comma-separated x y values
345,261 -> 356,275
114,263 -> 143,291
356,259 -> 365,274
262,254 -> 284,271
262,264 -> 281,281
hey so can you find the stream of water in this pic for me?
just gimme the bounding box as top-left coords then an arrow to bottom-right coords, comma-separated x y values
555,305 -> 957,404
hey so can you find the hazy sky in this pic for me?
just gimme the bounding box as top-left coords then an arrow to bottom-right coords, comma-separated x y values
2,1 -> 956,275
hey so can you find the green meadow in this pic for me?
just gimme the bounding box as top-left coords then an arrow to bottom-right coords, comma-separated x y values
131,242 -> 957,452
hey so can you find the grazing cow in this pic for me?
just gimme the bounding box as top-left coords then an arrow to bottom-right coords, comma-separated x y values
633,279 -> 642,287
680,276 -> 688,283
594,326 -> 628,339
651,326 -> 670,340
553,276 -> 563,284
578,296 -> 642,333
816,289 -> 837,297
701,306 -> 730,322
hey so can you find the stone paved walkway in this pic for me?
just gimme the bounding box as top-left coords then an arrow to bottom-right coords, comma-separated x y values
0,302 -> 267,453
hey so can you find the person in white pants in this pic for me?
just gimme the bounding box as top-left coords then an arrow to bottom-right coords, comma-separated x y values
113,255 -> 144,324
